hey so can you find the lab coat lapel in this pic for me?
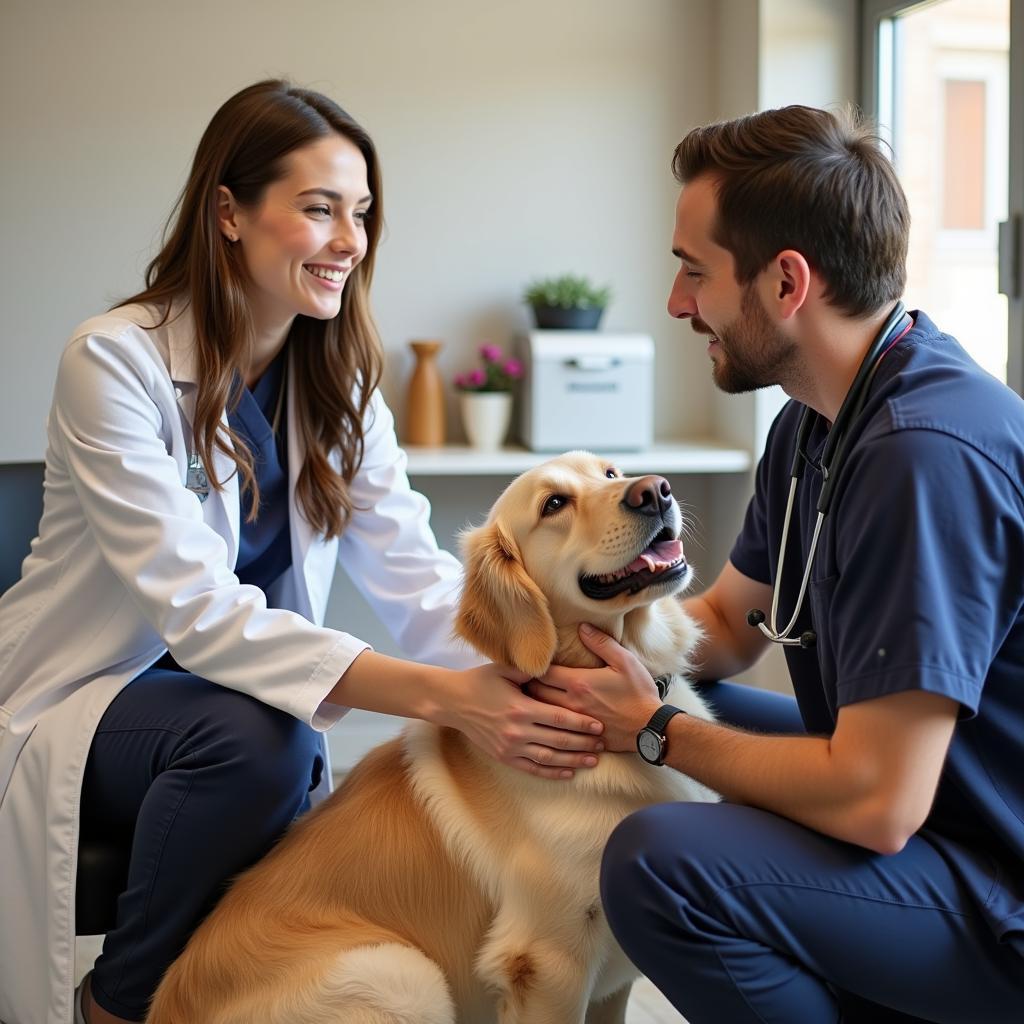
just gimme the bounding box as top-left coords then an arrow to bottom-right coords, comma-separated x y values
166,308 -> 240,567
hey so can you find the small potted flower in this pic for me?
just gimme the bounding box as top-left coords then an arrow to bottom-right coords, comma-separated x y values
454,343 -> 523,450
523,273 -> 612,330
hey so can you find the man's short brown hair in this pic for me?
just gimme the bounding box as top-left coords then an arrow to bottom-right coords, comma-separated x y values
672,105 -> 909,318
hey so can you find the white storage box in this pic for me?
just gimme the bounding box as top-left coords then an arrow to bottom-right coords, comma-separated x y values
519,331 -> 654,452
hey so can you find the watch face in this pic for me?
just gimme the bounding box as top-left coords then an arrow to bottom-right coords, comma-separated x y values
637,729 -> 662,763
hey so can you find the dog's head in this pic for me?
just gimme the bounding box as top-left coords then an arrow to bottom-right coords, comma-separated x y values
456,451 -> 699,677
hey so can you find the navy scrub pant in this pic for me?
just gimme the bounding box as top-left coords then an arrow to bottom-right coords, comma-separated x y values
600,682 -> 1024,1024
78,665 -> 324,1020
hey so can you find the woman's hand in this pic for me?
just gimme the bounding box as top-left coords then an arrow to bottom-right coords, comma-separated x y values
436,661 -> 606,780
525,623 -> 662,752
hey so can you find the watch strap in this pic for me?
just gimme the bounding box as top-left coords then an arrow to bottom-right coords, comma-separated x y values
637,704 -> 687,765
645,703 -> 685,737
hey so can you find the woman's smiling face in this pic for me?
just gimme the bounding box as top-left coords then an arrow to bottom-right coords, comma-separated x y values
222,132 -> 372,333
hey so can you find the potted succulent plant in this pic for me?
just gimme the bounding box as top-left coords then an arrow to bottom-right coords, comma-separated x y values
523,273 -> 612,330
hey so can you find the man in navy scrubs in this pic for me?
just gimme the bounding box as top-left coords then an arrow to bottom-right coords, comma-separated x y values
529,105 -> 1024,1022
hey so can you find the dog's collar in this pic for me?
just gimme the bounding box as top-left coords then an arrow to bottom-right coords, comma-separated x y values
654,674 -> 672,700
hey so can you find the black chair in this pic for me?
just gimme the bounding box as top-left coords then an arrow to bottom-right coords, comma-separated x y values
0,462 -> 130,935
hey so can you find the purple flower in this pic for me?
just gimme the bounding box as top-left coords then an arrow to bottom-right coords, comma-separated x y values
467,368 -> 487,387
453,372 -> 467,389
479,343 -> 503,363
502,358 -> 523,379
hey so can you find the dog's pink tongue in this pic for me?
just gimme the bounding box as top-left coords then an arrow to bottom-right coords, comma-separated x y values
627,539 -> 683,574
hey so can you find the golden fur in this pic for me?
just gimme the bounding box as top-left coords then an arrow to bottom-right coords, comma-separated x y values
146,452 -> 717,1024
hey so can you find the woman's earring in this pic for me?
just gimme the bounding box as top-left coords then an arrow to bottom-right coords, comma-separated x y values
226,233 -> 238,243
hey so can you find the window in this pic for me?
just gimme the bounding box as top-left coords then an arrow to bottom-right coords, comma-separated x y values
868,0 -> 1011,382
943,79 -> 987,229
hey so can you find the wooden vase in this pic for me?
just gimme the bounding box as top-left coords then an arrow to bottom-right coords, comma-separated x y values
406,340 -> 446,446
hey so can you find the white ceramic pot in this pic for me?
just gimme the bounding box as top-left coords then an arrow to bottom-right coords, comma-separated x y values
460,392 -> 513,450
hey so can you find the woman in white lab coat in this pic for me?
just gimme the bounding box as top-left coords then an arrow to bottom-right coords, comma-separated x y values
0,80 -> 606,1024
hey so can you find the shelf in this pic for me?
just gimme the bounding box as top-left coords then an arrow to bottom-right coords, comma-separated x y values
402,440 -> 752,476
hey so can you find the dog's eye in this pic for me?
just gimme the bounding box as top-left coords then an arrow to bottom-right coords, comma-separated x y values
541,494 -> 568,517
604,467 -> 618,479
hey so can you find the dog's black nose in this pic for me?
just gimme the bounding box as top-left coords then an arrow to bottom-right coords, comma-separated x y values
622,475 -> 672,517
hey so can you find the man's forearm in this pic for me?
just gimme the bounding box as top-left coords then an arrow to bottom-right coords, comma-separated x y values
661,713 -> 899,854
560,622 -> 954,856
682,593 -> 762,680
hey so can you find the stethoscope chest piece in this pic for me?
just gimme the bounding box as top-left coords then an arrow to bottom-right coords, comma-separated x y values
746,607 -> 817,649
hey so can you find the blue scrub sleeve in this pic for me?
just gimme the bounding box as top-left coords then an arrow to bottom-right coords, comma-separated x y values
818,428 -> 1024,715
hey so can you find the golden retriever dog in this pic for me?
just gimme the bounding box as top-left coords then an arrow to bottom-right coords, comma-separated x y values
146,451 -> 717,1024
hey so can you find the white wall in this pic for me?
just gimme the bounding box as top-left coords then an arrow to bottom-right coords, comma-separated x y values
0,0 -> 716,460
760,0 -> 858,112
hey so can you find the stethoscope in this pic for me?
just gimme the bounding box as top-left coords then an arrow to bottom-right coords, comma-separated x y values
746,301 -> 913,650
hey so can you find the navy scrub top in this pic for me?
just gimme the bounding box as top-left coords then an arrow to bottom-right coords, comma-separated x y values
228,346 -> 292,597
730,312 -> 1024,957
148,348 -> 292,677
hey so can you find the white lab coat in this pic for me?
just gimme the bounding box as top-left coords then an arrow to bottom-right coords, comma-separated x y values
0,302 -> 478,1024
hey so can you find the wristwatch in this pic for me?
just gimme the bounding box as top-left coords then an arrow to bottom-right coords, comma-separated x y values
636,704 -> 686,766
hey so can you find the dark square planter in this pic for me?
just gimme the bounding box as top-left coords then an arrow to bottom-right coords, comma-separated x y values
531,305 -> 604,330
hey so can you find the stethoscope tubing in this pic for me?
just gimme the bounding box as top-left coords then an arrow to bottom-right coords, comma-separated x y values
760,493 -> 824,646
751,301 -> 911,648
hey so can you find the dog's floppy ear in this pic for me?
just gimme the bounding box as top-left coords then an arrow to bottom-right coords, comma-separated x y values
456,520 -> 558,678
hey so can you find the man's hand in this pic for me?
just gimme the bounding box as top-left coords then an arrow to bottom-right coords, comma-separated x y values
525,623 -> 662,752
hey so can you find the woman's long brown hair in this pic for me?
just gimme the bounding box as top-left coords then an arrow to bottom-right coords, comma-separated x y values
119,79 -> 384,539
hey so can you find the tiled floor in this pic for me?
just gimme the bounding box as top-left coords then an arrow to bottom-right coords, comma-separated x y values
77,938 -> 686,1021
